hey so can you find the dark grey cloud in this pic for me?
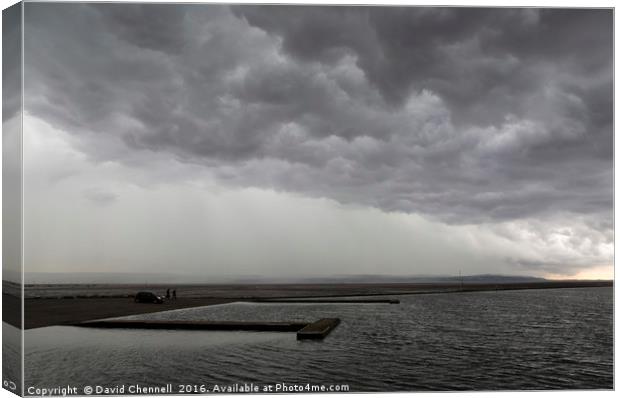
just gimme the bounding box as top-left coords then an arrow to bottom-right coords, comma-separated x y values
22,3 -> 612,239
97,3 -> 189,53
2,2 -> 21,122
235,7 -> 611,123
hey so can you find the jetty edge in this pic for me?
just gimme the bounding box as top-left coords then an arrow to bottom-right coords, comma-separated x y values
296,318 -> 341,340
73,318 -> 342,340
251,298 -> 399,304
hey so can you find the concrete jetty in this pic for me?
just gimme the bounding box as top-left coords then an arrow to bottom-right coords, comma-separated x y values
253,298 -> 399,304
74,318 -> 341,340
76,319 -> 308,332
297,318 -> 341,340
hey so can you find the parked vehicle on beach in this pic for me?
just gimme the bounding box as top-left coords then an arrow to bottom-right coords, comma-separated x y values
134,291 -> 164,304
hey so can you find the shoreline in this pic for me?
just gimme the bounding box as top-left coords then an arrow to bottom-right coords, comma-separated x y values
3,280 -> 613,330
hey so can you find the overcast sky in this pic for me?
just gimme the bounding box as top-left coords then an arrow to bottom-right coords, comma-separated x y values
11,3 -> 613,281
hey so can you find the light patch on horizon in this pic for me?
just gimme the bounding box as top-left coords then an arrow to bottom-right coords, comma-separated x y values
545,265 -> 614,281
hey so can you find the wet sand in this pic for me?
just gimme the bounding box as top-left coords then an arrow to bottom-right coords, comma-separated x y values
3,280 -> 612,329
21,296 -> 236,329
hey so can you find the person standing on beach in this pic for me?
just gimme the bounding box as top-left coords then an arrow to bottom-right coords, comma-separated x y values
173,289 -> 177,300
166,288 -> 170,300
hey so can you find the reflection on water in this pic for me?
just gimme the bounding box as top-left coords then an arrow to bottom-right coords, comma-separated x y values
25,288 -> 613,392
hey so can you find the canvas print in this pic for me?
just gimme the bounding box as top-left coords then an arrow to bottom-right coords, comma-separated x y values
1,1 -> 614,396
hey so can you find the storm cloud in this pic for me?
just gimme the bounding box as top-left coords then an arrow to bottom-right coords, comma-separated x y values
20,3 -> 613,277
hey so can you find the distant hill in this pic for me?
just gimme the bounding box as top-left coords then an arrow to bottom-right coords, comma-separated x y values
234,274 -> 548,284
20,272 -> 547,285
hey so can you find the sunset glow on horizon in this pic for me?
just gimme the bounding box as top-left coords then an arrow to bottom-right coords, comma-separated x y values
545,265 -> 614,281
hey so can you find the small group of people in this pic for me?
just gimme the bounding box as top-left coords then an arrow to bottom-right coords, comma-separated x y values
165,288 -> 177,300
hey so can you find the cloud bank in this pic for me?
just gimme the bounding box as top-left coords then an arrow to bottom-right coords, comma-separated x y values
20,4 -> 613,278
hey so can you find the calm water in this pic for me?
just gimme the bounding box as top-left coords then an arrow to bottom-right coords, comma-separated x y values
24,288 -> 613,392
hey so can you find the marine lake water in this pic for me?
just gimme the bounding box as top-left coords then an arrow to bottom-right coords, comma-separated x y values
23,287 -> 613,392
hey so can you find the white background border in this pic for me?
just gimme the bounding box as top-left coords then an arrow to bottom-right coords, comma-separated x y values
0,1 -> 616,398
